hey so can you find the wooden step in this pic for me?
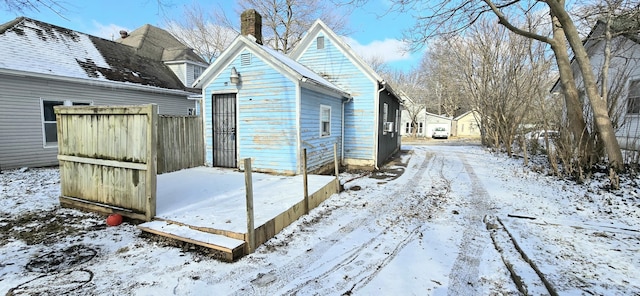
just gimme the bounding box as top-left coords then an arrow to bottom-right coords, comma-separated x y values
138,220 -> 245,261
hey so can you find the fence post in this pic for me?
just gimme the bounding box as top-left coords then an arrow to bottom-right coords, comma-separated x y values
244,158 -> 255,253
146,104 -> 158,221
303,148 -> 309,214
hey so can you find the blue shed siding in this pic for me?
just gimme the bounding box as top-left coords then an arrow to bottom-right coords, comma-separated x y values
203,48 -> 299,174
295,32 -> 377,164
299,87 -> 343,172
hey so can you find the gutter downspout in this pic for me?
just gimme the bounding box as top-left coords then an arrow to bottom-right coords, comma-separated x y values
375,81 -> 387,170
341,95 -> 353,165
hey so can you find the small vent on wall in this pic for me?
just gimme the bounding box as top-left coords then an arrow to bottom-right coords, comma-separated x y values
317,36 -> 325,49
241,53 -> 252,66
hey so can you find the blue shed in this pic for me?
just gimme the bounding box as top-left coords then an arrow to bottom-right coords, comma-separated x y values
290,20 -> 403,169
194,32 -> 350,175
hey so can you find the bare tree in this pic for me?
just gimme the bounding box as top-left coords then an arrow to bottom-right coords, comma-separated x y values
419,42 -> 469,117
1,0 -> 67,18
236,0 -> 352,53
354,0 -> 627,171
441,20 -> 554,155
385,68 -> 429,136
163,3 -> 237,63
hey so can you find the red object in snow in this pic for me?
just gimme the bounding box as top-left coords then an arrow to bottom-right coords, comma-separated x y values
106,214 -> 123,226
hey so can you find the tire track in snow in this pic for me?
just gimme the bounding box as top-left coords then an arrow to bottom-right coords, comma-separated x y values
232,150 -> 438,295
446,152 -> 493,296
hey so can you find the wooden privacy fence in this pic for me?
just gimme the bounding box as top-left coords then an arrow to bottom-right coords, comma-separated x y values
157,115 -> 204,174
55,104 -> 204,221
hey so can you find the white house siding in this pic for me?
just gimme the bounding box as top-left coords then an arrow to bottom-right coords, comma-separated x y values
0,73 -> 193,170
401,109 -> 427,137
166,63 -> 186,86
300,87 -> 343,173
294,31 -> 377,167
203,48 -> 299,174
454,111 -> 481,137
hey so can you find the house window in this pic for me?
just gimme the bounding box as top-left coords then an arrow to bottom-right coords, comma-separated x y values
419,122 -> 423,133
382,103 -> 388,135
320,105 -> 331,137
193,66 -> 203,80
395,109 -> 399,133
241,53 -> 252,66
627,80 -> 640,114
405,122 -> 410,133
317,36 -> 325,49
42,99 -> 91,146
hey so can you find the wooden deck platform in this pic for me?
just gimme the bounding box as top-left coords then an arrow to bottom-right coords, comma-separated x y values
138,167 -> 340,261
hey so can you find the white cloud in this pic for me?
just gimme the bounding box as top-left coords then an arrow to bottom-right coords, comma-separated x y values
90,21 -> 130,41
342,36 -> 413,63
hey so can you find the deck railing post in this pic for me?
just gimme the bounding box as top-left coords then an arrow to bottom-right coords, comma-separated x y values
333,143 -> 339,186
303,148 -> 309,214
244,158 -> 255,253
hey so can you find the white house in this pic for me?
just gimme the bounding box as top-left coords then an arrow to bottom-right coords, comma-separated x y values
552,18 -> 640,150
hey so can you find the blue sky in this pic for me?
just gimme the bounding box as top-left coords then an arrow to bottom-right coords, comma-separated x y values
0,0 -> 423,72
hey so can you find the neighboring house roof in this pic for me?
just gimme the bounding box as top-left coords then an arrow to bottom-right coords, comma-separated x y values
193,34 -> 350,98
454,110 -> 479,121
0,17 -> 191,93
289,19 -> 401,101
117,24 -> 208,66
425,112 -> 453,121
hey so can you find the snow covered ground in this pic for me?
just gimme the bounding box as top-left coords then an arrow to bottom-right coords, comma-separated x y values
1,143 -> 638,295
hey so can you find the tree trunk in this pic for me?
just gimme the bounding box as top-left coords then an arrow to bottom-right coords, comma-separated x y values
547,0 -> 624,171
549,14 -> 595,164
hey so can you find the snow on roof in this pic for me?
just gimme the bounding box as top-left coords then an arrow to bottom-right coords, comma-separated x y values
261,44 -> 346,94
0,17 -> 187,91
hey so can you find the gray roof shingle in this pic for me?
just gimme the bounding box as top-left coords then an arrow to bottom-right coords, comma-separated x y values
0,17 -> 189,91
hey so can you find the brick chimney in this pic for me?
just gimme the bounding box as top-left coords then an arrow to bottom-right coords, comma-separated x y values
241,9 -> 263,45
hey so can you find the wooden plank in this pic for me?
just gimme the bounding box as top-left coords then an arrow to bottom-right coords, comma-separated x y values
57,155 -> 147,170
138,221 -> 245,261
59,195 -> 147,221
146,104 -> 157,221
54,105 -> 152,115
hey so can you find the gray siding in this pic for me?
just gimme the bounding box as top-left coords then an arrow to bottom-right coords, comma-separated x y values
377,91 -> 401,166
0,73 -> 194,170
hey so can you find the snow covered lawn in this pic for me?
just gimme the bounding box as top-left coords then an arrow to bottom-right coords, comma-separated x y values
1,143 -> 638,295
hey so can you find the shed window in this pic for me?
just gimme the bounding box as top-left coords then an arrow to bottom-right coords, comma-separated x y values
241,53 -> 252,66
317,36 -> 325,49
42,99 -> 91,146
320,105 -> 331,137
627,80 -> 640,114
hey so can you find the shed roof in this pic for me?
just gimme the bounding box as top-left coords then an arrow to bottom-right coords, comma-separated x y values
194,35 -> 350,98
0,17 -> 190,92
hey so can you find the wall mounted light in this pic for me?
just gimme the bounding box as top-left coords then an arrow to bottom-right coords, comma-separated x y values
230,67 -> 240,84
